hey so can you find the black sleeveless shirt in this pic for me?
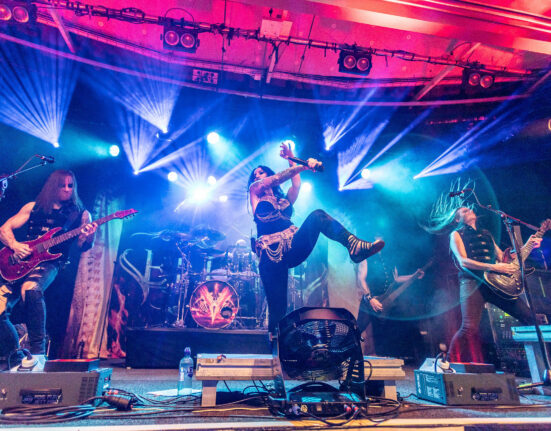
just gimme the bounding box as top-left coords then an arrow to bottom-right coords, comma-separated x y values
253,195 -> 293,236
26,203 -> 83,263
366,252 -> 392,296
455,225 -> 496,280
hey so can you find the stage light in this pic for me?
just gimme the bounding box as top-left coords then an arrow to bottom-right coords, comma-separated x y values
338,50 -> 372,75
219,195 -> 228,202
52,142 -> 60,148
133,170 -> 139,175
190,185 -> 210,203
463,69 -> 494,89
167,171 -> 178,182
0,5 -> 12,20
360,168 -> 370,179
0,1 -> 36,24
207,175 -> 217,185
155,130 -> 173,142
480,74 -> 494,88
162,25 -> 199,53
207,132 -> 220,145
302,182 -> 312,193
109,144 -> 120,157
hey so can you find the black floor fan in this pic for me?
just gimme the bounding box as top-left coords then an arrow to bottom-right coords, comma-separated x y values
270,307 -> 367,416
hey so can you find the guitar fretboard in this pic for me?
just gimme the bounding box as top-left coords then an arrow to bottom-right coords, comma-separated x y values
35,213 -> 116,253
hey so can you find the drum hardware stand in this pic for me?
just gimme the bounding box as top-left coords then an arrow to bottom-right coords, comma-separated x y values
173,242 -> 192,328
468,189 -> 551,386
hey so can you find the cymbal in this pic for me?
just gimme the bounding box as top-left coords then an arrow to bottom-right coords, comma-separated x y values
194,247 -> 225,257
191,225 -> 226,247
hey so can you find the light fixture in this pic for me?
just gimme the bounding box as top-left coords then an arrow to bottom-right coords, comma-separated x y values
463,68 -> 494,89
0,1 -> 37,24
162,25 -> 200,53
338,50 -> 372,75
109,144 -> 120,157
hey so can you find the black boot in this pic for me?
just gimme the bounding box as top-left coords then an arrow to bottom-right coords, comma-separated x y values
346,235 -> 385,263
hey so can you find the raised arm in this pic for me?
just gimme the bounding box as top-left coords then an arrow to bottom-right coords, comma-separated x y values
0,202 -> 35,259
249,164 -> 308,197
280,143 -> 301,205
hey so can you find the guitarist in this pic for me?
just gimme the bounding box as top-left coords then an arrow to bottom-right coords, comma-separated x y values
355,246 -> 425,356
0,170 -> 97,369
446,206 -> 541,362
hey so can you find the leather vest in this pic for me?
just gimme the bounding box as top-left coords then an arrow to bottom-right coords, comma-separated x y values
26,204 -> 83,262
455,225 -> 496,280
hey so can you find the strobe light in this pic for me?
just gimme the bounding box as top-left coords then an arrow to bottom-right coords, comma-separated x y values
0,1 -> 37,24
162,25 -> 200,53
338,50 -> 372,75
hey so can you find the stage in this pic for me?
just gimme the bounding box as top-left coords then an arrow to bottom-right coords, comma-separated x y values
2,359 -> 551,430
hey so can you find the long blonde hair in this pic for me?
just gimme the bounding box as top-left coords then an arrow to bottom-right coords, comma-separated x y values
425,178 -> 474,234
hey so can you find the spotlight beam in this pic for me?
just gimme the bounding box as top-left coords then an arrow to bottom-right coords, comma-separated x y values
49,7 -> 76,53
139,138 -> 203,173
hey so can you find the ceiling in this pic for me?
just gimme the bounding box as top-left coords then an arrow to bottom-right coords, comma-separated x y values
3,0 -> 551,105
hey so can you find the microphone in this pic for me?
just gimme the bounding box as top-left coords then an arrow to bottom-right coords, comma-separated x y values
36,155 -> 55,163
449,188 -> 471,198
287,156 -> 324,172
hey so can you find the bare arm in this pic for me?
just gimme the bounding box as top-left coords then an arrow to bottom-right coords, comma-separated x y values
249,164 -> 308,197
0,202 -> 35,258
77,210 -> 97,250
450,231 -> 515,274
356,260 -> 370,295
357,260 -> 383,312
280,143 -> 301,205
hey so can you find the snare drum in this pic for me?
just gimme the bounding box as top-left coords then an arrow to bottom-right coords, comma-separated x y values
189,280 -> 239,329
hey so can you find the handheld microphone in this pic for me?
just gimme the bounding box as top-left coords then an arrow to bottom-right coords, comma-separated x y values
35,155 -> 55,163
287,156 -> 324,172
449,188 -> 471,198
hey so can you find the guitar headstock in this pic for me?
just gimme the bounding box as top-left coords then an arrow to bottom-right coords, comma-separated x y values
539,219 -> 551,234
114,209 -> 138,219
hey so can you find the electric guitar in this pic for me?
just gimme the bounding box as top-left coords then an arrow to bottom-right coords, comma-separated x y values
0,209 -> 137,282
483,219 -> 550,299
363,259 -> 433,315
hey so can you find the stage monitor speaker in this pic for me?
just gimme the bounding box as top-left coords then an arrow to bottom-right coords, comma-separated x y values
0,368 -> 112,408
414,370 -> 519,405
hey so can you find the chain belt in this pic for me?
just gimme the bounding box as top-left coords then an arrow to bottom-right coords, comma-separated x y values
255,225 -> 298,263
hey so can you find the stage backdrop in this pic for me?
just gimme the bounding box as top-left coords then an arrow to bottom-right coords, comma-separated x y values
61,193 -> 124,359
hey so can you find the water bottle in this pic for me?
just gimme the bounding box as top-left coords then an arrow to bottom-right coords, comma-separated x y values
177,347 -> 194,395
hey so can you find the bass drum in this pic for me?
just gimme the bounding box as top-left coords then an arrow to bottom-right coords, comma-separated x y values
189,280 -> 239,329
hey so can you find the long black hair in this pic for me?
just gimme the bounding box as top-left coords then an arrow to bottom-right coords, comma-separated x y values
34,170 -> 83,214
247,165 -> 285,199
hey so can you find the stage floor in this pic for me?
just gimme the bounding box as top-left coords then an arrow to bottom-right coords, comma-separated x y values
2,359 -> 551,430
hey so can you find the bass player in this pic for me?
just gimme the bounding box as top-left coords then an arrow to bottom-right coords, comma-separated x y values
355,241 -> 425,356
0,170 -> 97,370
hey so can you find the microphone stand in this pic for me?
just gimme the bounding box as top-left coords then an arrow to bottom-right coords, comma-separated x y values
466,190 -> 551,387
0,155 -> 52,201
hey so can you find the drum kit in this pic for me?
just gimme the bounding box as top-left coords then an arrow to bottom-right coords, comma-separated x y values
139,226 -> 265,330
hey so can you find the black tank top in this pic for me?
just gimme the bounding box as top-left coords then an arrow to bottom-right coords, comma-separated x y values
253,195 -> 293,236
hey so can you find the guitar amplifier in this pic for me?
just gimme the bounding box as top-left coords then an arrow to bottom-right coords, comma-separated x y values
0,368 -> 112,408
414,370 -> 520,405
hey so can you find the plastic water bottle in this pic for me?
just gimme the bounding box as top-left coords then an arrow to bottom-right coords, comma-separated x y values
177,347 -> 194,395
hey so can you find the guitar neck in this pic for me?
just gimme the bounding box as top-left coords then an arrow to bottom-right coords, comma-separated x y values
520,229 -> 545,261
41,214 -> 114,249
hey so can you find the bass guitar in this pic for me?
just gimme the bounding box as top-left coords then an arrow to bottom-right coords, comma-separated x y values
483,219 -> 550,299
366,259 -> 433,315
0,209 -> 137,282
